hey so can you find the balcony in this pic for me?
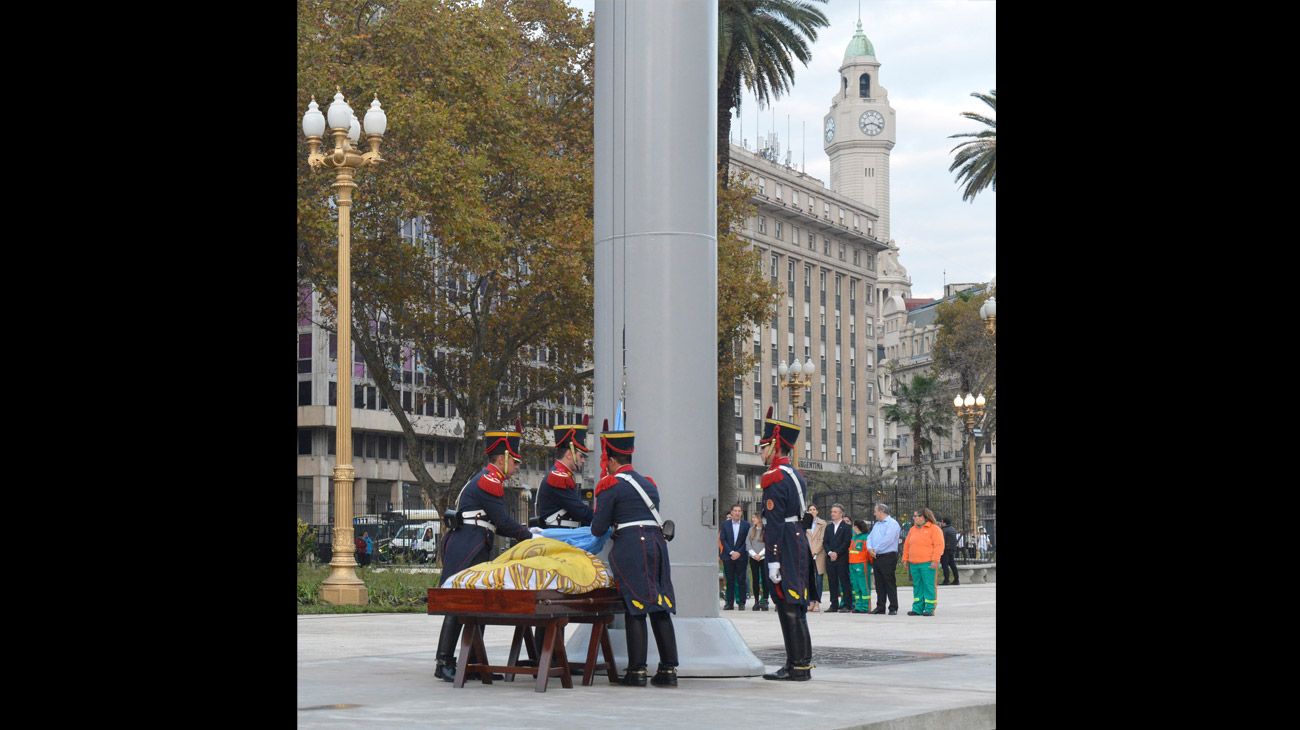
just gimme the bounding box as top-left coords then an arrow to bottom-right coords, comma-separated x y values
883,437 -> 900,451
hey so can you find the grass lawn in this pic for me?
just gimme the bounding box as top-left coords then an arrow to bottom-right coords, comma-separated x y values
298,564 -> 442,614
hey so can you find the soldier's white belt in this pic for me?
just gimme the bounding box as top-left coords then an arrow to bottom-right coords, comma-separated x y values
543,509 -> 580,528
461,510 -> 496,533
783,515 -> 800,522
615,519 -> 660,531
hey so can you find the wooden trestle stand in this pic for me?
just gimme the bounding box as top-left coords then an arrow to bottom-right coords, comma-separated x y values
427,587 -> 623,692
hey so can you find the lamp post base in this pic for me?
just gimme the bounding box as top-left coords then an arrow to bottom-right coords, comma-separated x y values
319,576 -> 368,605
566,617 -> 764,677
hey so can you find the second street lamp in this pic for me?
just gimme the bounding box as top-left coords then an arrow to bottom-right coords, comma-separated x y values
303,89 -> 387,605
778,358 -> 815,467
954,391 -> 986,559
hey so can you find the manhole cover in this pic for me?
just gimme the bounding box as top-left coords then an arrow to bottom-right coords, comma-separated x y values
298,704 -> 363,711
751,646 -> 955,668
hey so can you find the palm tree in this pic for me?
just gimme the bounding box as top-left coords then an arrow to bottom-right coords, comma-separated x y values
948,89 -> 996,202
883,372 -> 952,500
717,0 -> 830,182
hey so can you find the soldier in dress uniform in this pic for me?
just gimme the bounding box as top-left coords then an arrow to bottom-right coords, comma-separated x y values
589,419 -> 680,687
433,421 -> 536,683
535,415 -> 594,529
529,415 -> 595,660
759,406 -> 814,681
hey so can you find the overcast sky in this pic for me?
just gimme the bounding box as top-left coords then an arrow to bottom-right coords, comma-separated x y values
565,0 -> 995,299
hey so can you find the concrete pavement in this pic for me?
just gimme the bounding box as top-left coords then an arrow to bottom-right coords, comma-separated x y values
298,582 -> 995,728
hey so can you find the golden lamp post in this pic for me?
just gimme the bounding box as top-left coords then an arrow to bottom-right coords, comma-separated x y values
953,392 -> 986,556
777,357 -> 816,467
302,89 -> 387,605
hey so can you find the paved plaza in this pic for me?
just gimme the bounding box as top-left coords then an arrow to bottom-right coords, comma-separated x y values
298,582 -> 995,728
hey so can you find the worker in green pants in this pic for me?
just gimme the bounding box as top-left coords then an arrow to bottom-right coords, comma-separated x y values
902,507 -> 944,616
848,520 -> 873,612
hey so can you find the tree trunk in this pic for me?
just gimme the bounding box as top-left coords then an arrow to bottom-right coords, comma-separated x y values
349,324 -> 447,509
718,396 -> 738,518
447,415 -> 483,512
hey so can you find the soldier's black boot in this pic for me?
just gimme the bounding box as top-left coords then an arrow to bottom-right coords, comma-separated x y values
763,602 -> 795,680
651,664 -> 678,687
435,617 -> 461,682
622,613 -> 649,687
788,606 -> 813,681
649,612 -> 679,687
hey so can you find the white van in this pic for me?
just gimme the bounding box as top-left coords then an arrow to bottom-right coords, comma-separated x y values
392,520 -> 440,562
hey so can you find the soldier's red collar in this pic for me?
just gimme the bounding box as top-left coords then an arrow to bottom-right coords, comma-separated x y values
547,460 -> 576,489
478,463 -> 506,497
595,464 -> 635,495
760,457 -> 792,489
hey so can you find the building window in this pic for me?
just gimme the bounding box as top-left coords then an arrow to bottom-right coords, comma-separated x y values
823,238 -> 830,256
298,429 -> 313,455
985,465 -> 993,485
868,416 -> 875,436
792,191 -> 799,206
807,232 -> 816,251
328,381 -> 336,406
859,73 -> 870,97
947,468 -> 952,485
298,380 -> 312,406
758,177 -> 766,196
775,183 -> 783,201
985,438 -> 993,454
867,383 -> 874,402
758,216 -> 766,234
853,249 -> 860,266
775,221 -> 783,241
839,245 -> 846,261
823,202 -> 830,219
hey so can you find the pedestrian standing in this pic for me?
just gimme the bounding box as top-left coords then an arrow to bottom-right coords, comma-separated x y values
939,516 -> 960,585
823,504 -> 853,612
747,512 -> 770,611
903,507 -> 944,617
804,504 -> 827,612
848,519 -> 873,613
364,531 -> 375,567
977,526 -> 991,560
867,503 -> 900,615
719,503 -> 750,610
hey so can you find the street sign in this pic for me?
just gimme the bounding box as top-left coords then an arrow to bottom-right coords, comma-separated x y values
973,428 -> 984,438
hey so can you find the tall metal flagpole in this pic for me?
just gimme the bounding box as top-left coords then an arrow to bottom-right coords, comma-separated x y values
578,0 -> 762,677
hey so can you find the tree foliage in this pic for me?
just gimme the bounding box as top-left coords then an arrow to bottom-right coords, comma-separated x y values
948,90 -> 996,202
297,0 -> 595,508
932,288 -> 995,455
717,0 -> 829,179
716,170 -> 782,510
882,371 -> 952,487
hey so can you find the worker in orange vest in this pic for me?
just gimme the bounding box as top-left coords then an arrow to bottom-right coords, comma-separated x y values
848,519 -> 873,613
902,507 -> 946,616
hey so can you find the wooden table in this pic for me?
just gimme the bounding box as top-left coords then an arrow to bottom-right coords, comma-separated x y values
427,587 -> 623,692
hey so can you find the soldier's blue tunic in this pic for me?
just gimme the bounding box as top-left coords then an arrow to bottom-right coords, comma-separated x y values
441,463 -> 532,577
589,465 -> 676,616
761,456 -> 810,606
535,460 -> 593,527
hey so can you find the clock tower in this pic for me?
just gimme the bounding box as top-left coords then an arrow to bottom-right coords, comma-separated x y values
822,20 -> 897,242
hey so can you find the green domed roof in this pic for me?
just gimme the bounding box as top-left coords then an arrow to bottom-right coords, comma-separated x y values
844,20 -> 875,60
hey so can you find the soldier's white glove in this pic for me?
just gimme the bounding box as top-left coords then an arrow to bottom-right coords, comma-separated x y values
529,527 -> 545,536
768,563 -> 782,584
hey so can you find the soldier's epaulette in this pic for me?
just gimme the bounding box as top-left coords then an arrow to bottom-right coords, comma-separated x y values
594,473 -> 619,496
476,471 -> 504,497
547,465 -> 575,489
760,468 -> 784,489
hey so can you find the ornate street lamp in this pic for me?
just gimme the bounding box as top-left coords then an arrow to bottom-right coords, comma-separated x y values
777,357 -> 816,467
954,391 -> 986,560
303,89 -> 387,605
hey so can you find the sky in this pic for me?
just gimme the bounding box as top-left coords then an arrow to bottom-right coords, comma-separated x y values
564,0 -> 995,300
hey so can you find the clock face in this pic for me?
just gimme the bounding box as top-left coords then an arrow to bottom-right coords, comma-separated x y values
859,110 -> 885,136
824,117 -> 836,143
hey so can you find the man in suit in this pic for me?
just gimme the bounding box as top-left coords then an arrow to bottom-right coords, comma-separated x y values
719,503 -> 750,610
823,504 -> 853,612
